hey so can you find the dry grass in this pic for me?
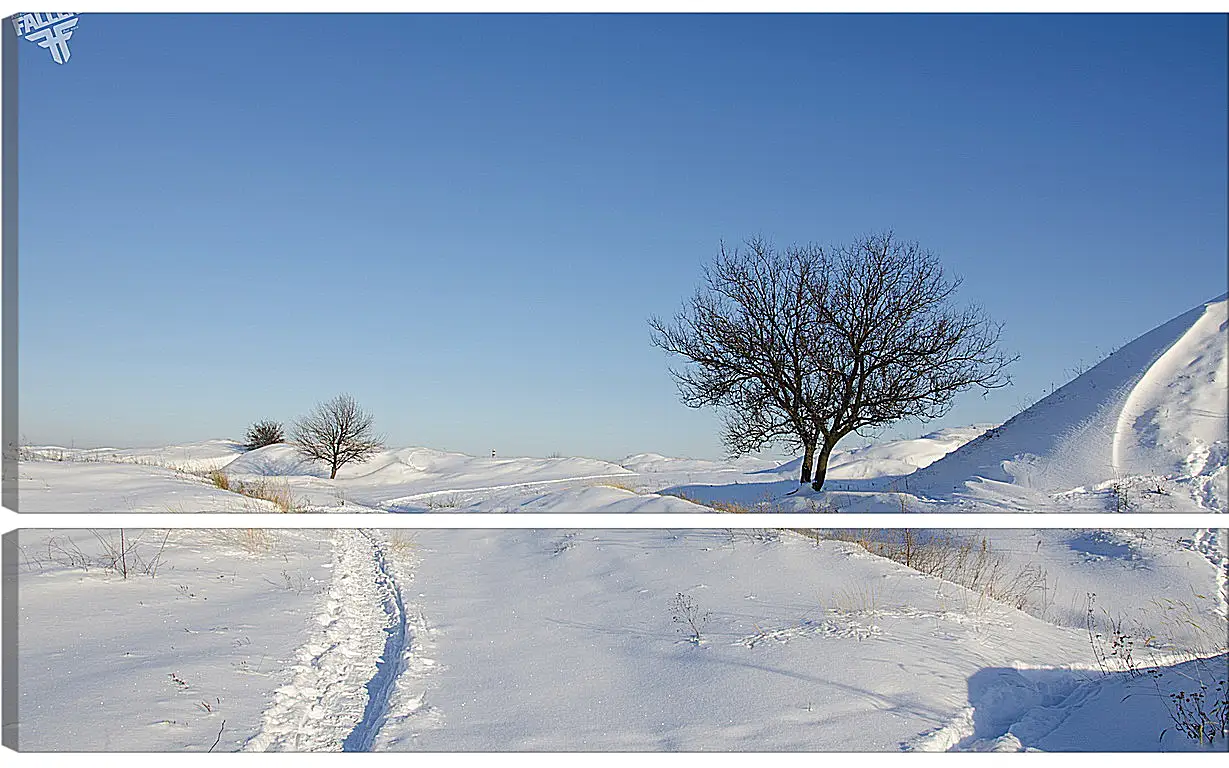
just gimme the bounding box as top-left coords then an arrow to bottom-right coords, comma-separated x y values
812,529 -> 1050,612
596,480 -> 641,493
18,530 -> 173,578
208,469 -> 233,491
204,528 -> 278,554
663,490 -> 758,513
384,531 -> 419,556
208,470 -> 299,513
421,494 -> 464,510
832,584 -> 882,617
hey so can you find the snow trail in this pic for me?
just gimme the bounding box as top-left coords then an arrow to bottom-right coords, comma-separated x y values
244,530 -> 410,752
342,531 -> 410,751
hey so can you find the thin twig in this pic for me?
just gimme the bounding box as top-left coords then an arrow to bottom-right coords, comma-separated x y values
208,720 -> 226,752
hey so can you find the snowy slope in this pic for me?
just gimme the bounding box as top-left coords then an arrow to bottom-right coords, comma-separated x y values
17,461 -> 290,514
910,295 -> 1227,510
824,425 -> 996,481
384,528 -> 1224,752
908,653 -> 1229,752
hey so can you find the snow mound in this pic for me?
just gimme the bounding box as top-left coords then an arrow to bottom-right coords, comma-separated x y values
21,439 -> 246,473
825,425 -> 996,480
223,444 -> 638,509
223,444 -> 326,477
912,295 -> 1228,504
619,452 -> 783,474
227,445 -> 632,484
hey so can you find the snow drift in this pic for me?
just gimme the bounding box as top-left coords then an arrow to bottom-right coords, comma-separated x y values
911,295 -> 1228,508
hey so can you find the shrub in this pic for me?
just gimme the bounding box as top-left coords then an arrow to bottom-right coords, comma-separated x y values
244,419 -> 284,450
1085,594 -> 1228,746
1164,668 -> 1228,746
671,592 -> 712,644
20,530 -> 171,579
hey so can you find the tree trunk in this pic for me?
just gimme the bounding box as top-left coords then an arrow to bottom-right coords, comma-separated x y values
330,461 -> 339,480
799,442 -> 816,484
810,441 -> 836,492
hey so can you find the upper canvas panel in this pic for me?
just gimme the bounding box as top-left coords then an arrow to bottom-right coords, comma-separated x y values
6,14 -> 1227,513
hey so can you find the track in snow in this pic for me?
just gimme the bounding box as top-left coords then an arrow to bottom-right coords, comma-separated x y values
342,531 -> 410,751
244,530 -> 411,752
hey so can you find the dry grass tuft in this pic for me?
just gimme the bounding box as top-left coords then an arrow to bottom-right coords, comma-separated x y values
384,531 -> 419,556
207,470 -> 299,513
811,529 -> 1050,611
205,528 -> 278,554
596,480 -> 641,493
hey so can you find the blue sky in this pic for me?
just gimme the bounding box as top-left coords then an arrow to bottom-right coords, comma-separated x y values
16,13 -> 1228,460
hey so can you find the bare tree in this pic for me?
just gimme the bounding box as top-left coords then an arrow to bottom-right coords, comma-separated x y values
651,233 -> 1015,490
291,394 -> 384,480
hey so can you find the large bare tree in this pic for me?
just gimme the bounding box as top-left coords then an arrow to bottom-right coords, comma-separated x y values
650,233 -> 1015,490
292,394 -> 384,480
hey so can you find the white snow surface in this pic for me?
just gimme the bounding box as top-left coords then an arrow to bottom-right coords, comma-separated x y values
16,461 -> 289,514
15,526 -> 1227,751
16,529 -> 335,751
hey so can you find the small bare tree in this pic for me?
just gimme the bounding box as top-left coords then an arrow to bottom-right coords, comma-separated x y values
651,233 -> 1015,490
291,394 -> 384,480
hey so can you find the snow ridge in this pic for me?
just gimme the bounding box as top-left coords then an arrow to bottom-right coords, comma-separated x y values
911,295 -> 1228,503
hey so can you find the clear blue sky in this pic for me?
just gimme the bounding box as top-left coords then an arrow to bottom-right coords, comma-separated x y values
16,13 -> 1228,460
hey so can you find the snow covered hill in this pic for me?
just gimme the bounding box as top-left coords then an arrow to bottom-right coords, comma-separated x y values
909,294 -> 1227,511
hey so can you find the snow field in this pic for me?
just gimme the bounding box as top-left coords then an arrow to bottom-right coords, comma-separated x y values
13,525 -> 1226,751
15,528 -> 333,751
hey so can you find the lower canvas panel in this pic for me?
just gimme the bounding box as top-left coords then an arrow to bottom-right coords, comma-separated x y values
4,527 -> 1228,752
